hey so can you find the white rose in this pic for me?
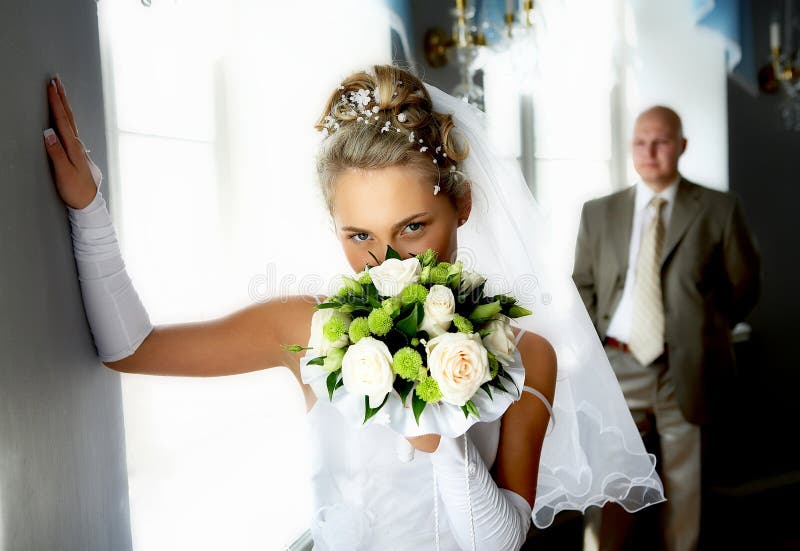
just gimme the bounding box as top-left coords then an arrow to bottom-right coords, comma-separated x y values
481,315 -> 516,366
459,269 -> 486,297
419,284 -> 455,338
341,337 -> 396,408
369,257 -> 421,297
425,332 -> 491,406
307,308 -> 351,356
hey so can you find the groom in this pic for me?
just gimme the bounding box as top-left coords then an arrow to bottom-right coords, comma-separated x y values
572,106 -> 761,551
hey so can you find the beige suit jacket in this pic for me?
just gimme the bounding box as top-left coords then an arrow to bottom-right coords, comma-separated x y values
572,177 -> 762,424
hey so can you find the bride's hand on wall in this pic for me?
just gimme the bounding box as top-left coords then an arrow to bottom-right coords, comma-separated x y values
43,75 -> 102,210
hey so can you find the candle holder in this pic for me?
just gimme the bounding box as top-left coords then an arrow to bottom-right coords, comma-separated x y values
423,0 -> 484,68
423,1 -> 537,109
770,47 -> 800,130
760,3 -> 800,130
423,0 -> 486,108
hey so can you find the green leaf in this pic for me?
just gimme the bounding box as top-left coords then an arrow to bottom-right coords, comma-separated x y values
315,302 -> 342,310
480,383 -> 493,400
395,302 -> 422,338
326,371 -> 339,401
411,389 -> 427,425
490,376 -> 510,395
460,404 -> 470,418
498,368 -> 520,396
394,378 -> 414,405
459,279 -> 487,299
308,356 -> 326,366
363,394 -> 389,423
385,245 -> 402,261
366,284 -> 381,309
446,272 -> 461,291
465,399 -> 480,419
492,294 -> 518,305
368,250 -> 381,266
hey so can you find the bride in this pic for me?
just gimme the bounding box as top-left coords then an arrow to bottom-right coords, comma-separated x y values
44,64 -> 665,550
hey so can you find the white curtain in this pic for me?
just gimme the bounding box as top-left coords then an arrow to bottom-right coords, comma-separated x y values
481,0 -> 728,280
96,1 -> 396,549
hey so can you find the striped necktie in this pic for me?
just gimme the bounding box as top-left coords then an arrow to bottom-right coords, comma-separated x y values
628,196 -> 667,365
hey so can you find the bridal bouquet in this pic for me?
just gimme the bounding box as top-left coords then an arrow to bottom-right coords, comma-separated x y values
285,246 -> 531,435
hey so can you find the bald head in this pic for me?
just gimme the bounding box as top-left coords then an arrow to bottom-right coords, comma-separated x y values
631,105 -> 687,191
635,106 -> 684,139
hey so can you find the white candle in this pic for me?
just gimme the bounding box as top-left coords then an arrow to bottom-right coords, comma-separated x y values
506,0 -> 514,14
770,21 -> 781,50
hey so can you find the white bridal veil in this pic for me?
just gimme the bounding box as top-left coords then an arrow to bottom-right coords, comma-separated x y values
425,82 -> 666,528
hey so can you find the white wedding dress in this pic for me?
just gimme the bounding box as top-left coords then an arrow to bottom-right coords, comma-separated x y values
302,329 -> 549,551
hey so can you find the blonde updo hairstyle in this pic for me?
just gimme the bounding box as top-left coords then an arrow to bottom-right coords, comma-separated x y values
314,64 -> 469,214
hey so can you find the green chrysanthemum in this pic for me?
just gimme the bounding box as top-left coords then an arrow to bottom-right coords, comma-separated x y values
429,264 -> 449,285
393,347 -> 423,380
400,283 -> 428,305
348,316 -> 370,343
368,307 -> 393,336
410,337 -> 420,347
357,271 -> 372,285
452,314 -> 473,333
416,376 -> 443,403
323,316 -> 347,342
381,297 -> 402,317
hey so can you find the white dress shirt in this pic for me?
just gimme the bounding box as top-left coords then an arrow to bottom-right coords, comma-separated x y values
606,176 -> 680,343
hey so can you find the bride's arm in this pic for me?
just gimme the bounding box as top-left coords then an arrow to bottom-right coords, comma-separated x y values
430,331 -> 556,550
44,75 -> 318,380
104,296 -> 319,377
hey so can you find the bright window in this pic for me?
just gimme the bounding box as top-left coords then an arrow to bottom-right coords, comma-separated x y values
97,1 -> 395,548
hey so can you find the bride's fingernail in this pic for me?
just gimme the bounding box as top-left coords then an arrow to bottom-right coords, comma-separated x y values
43,128 -> 57,146
50,79 -> 57,91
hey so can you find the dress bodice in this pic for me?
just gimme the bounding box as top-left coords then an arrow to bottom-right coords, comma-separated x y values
305,388 -> 503,551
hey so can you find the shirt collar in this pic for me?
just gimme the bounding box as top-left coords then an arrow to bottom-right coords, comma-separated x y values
635,175 -> 681,211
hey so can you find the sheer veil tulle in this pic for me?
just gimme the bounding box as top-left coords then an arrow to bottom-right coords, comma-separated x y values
426,82 -> 666,528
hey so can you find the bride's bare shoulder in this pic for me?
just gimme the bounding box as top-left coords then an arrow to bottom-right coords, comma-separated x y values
514,328 -> 557,404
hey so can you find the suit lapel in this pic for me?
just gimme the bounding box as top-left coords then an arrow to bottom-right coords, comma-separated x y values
660,177 -> 702,269
611,185 -> 636,277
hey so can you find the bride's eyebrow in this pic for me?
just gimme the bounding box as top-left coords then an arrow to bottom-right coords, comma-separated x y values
340,212 -> 428,233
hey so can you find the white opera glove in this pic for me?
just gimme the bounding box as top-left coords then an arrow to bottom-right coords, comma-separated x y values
430,432 -> 532,551
66,158 -> 153,362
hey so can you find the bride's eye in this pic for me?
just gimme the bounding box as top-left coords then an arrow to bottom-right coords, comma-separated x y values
403,222 -> 425,234
349,232 -> 370,243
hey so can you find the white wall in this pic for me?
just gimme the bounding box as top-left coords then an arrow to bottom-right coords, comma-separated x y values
623,0 -> 729,191
0,1 -> 133,549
